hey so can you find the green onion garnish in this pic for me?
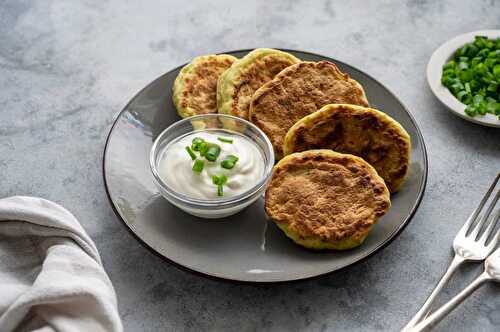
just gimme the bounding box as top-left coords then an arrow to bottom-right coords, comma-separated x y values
212,174 -> 227,196
441,35 -> 500,119
198,142 -> 208,156
191,137 -> 205,151
217,136 -> 233,144
185,146 -> 196,160
205,144 -> 221,161
221,155 -> 239,169
192,159 -> 204,173
211,174 -> 227,186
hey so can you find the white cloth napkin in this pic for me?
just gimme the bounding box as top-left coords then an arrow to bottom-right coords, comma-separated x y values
0,196 -> 122,332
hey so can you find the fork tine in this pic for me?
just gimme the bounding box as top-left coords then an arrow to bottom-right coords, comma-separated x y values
481,210 -> 500,249
463,173 -> 500,237
479,209 -> 500,245
486,230 -> 500,252
471,189 -> 500,239
488,229 -> 500,251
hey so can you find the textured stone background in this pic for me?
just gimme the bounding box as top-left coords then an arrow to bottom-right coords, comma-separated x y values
1,1 -> 499,331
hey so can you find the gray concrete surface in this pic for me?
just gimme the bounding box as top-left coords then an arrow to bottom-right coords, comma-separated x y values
1,0 -> 499,331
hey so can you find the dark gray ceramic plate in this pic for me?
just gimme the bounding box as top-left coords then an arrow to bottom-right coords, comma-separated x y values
103,49 -> 427,283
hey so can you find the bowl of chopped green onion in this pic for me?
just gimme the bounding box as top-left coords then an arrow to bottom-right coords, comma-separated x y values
427,30 -> 500,127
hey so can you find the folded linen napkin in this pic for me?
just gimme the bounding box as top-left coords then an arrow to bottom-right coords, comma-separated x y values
0,196 -> 122,332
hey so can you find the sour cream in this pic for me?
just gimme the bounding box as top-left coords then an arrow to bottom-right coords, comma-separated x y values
158,131 -> 265,199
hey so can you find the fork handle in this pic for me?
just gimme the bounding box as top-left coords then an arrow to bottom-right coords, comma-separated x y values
402,255 -> 464,331
409,272 -> 491,331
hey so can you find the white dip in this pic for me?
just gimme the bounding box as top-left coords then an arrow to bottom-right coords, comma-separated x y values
158,131 -> 265,199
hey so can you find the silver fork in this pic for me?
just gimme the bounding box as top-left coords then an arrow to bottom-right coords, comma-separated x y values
402,173 -> 500,331
410,243 -> 500,331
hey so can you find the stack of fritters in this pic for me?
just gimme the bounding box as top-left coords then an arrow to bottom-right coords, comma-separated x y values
173,48 -> 299,119
172,49 -> 411,250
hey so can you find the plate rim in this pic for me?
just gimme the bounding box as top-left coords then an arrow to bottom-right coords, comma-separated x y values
102,48 -> 429,284
426,30 -> 500,128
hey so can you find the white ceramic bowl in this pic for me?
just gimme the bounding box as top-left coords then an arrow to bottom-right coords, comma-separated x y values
427,30 -> 500,128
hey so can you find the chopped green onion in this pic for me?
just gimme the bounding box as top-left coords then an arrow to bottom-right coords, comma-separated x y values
486,101 -> 500,114
192,137 -> 204,145
198,142 -> 208,156
493,64 -> 500,78
458,62 -> 469,70
473,94 -> 484,105
487,82 -> 498,92
464,105 -> 476,116
212,174 -> 227,196
221,161 -> 235,169
443,60 -> 455,70
471,57 -> 482,66
192,159 -> 204,173
477,48 -> 489,57
484,58 -> 496,68
464,82 -> 471,94
217,136 -> 233,144
221,155 -> 239,169
456,90 -> 468,101
185,146 -> 196,160
441,35 -> 500,118
212,174 -> 227,185
467,44 -> 478,57
459,69 -> 473,82
191,137 -> 205,151
205,144 -> 221,161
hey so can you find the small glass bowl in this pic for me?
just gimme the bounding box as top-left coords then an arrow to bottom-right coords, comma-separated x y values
150,114 -> 275,219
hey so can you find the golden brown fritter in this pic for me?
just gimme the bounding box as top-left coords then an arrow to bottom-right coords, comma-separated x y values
217,48 -> 300,119
284,104 -> 411,193
173,54 -> 237,118
265,150 -> 391,250
249,61 -> 369,159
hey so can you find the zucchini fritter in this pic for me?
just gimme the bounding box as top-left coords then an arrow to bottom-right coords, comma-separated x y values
284,104 -> 411,192
217,48 -> 300,119
173,54 -> 237,118
265,150 -> 390,250
249,61 -> 369,159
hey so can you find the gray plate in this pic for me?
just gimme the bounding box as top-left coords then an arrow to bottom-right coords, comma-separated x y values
103,49 -> 428,283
